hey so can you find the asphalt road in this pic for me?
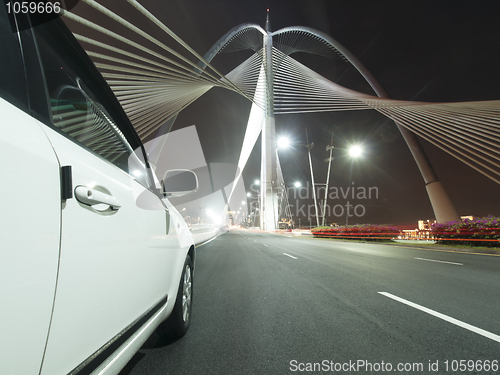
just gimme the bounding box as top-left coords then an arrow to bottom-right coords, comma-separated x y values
120,230 -> 500,375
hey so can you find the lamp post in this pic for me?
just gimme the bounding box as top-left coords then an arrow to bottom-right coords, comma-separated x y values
278,133 -> 365,229
280,180 -> 302,230
305,129 -> 320,228
322,134 -> 334,227
277,137 -> 296,229
290,181 -> 301,229
247,182 -> 260,228
280,132 -> 328,229
303,132 -> 366,227
345,144 -> 364,226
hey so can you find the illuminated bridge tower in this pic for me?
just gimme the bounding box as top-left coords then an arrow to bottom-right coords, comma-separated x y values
198,11 -> 460,227
260,10 -> 279,231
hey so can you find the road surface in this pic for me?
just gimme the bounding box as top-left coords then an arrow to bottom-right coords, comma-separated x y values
120,229 -> 500,374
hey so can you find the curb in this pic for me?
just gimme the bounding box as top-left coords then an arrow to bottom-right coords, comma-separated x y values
285,234 -> 500,256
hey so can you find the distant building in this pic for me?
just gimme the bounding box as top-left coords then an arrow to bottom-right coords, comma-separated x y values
418,219 -> 436,230
401,229 -> 418,239
401,216 -> 483,240
400,219 -> 436,240
227,211 -> 235,225
278,218 -> 294,229
460,215 -> 479,221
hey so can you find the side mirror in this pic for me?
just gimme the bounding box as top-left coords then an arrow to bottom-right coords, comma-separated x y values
162,169 -> 198,197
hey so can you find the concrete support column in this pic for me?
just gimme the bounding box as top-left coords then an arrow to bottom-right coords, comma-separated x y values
397,123 -> 460,223
304,31 -> 461,223
259,10 -> 278,231
260,116 -> 277,230
425,181 -> 460,223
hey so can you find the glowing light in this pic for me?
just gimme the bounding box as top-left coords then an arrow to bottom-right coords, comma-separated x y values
277,137 -> 290,149
349,145 -> 363,158
294,181 -> 301,188
255,179 -> 260,185
247,192 -> 251,197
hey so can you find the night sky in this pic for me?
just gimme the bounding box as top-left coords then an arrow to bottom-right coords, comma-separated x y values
67,0 -> 500,228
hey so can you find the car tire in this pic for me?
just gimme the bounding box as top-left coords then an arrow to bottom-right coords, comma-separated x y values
158,254 -> 193,338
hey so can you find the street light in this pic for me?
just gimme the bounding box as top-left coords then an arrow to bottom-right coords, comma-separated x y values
320,135 -> 334,227
348,145 -> 363,158
290,181 -> 302,229
345,144 -> 364,225
247,182 -> 261,228
305,132 -> 366,227
277,139 -> 302,230
278,136 -> 290,149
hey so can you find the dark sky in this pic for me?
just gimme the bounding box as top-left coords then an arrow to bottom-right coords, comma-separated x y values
67,0 -> 500,227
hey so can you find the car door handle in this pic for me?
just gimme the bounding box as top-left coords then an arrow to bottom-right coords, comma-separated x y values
74,186 -> 121,210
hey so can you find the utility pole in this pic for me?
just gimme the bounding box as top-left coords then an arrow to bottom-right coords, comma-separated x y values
306,129 -> 320,228
322,133 -> 334,227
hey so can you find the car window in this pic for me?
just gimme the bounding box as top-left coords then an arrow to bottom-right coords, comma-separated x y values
0,4 -> 28,110
31,21 -> 151,188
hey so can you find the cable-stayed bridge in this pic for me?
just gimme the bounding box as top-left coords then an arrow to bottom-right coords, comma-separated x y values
61,0 -> 500,229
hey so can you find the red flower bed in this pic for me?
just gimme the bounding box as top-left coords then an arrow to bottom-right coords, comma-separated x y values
431,216 -> 500,247
311,224 -> 399,241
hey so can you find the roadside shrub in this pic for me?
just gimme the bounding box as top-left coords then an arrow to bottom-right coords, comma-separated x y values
432,216 -> 500,247
311,224 -> 399,241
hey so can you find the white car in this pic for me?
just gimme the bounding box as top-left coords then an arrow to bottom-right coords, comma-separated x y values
1,5 -> 196,375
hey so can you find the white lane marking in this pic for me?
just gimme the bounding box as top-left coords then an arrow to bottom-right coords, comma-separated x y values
253,240 -> 257,243
283,253 -> 298,259
379,292 -> 500,343
415,257 -> 463,266
263,244 -> 268,247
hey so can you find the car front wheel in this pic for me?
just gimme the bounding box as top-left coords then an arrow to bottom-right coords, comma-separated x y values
158,255 -> 193,338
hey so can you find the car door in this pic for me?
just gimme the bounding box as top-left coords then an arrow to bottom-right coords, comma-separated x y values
0,99 -> 62,375
0,6 -> 61,374
28,18 -> 184,375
